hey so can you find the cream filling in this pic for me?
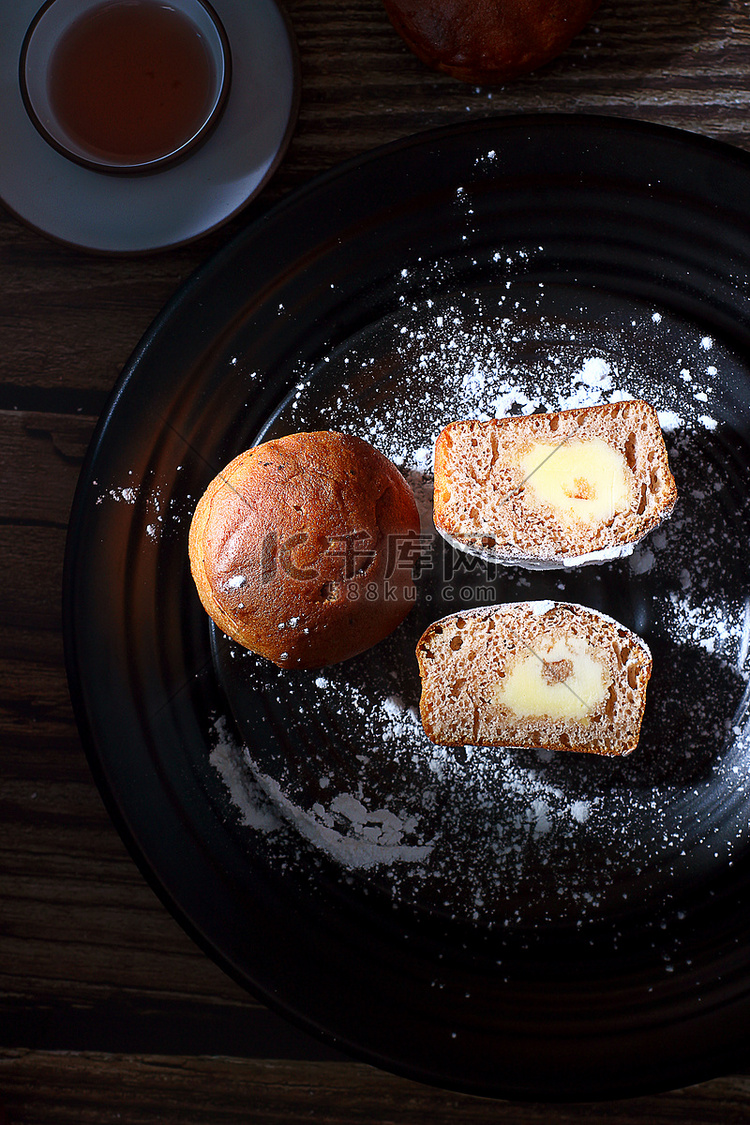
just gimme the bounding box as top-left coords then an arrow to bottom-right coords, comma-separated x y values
520,436 -> 632,527
494,636 -> 610,722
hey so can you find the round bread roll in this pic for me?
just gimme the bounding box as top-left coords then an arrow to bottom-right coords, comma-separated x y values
189,431 -> 422,669
383,0 -> 601,84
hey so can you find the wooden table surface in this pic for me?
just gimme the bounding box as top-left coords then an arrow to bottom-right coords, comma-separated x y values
4,0 -> 750,1120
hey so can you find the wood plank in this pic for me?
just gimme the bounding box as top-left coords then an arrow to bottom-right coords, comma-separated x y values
2,1053 -> 750,1125
0,411 -> 95,524
0,996 -> 346,1060
0,657 -> 76,745
0,527 -> 64,630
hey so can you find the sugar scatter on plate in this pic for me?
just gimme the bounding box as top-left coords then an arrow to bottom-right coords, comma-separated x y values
208,280 -> 750,930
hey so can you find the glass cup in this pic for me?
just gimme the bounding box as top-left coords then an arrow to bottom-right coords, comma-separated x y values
20,0 -> 231,174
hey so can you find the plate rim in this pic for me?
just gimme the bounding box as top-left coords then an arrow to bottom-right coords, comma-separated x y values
63,112 -> 750,1099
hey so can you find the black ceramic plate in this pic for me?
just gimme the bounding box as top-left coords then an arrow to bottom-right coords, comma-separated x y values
64,115 -> 750,1100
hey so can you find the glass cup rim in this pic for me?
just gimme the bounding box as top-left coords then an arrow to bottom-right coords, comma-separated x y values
19,0 -> 232,176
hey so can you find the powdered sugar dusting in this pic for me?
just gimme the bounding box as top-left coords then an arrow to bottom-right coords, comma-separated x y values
85,265 -> 743,936
93,473 -> 191,543
204,278 -> 750,930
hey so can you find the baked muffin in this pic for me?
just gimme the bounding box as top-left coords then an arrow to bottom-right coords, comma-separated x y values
189,431 -> 421,669
433,401 -> 677,569
417,601 -> 652,755
383,0 -> 602,84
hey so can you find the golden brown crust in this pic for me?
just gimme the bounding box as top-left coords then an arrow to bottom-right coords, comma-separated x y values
382,0 -> 602,84
189,431 -> 421,669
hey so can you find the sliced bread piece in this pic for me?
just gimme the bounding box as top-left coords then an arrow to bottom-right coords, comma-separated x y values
433,400 -> 677,569
416,601 -> 652,755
